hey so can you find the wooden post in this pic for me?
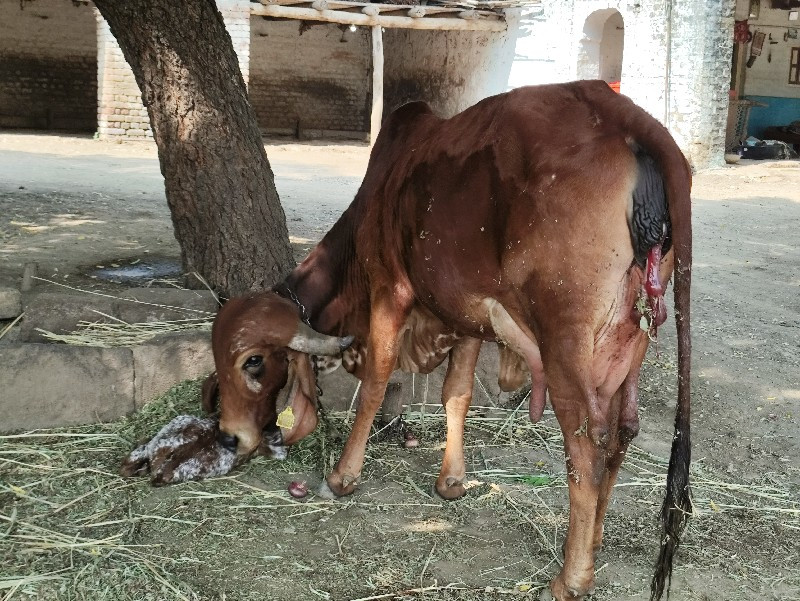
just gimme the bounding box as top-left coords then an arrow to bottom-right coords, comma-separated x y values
370,24 -> 383,147
21,262 -> 37,292
250,5 -> 508,32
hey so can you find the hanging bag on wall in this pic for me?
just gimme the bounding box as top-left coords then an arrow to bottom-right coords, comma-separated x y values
747,30 -> 766,67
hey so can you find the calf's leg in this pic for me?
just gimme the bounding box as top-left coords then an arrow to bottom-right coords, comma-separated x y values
434,337 -> 482,500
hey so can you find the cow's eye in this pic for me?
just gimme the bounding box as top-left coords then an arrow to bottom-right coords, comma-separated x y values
243,355 -> 264,374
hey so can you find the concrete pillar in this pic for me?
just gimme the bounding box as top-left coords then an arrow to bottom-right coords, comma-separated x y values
94,0 -> 251,141
666,0 -> 736,168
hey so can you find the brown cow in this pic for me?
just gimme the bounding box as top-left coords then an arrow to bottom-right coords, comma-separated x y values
203,81 -> 692,601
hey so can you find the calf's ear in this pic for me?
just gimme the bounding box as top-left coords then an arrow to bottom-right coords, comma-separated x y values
201,372 -> 220,414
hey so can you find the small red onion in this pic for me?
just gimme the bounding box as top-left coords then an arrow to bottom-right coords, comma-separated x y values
288,480 -> 308,498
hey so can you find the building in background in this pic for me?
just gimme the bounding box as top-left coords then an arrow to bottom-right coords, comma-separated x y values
0,0 -> 764,170
728,0 -> 800,148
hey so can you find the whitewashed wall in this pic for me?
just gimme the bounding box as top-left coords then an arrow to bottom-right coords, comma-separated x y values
667,0 -> 736,167
599,11 -> 624,82
502,0 -> 735,169
383,26 -> 519,118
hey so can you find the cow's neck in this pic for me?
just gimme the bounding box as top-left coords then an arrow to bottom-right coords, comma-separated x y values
281,204 -> 368,338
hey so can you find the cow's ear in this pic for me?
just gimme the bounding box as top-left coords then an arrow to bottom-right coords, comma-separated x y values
201,372 -> 219,414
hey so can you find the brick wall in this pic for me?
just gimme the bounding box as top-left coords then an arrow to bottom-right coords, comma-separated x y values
96,14 -> 151,139
225,0 -> 251,84
0,0 -> 96,131
96,0 -> 251,140
249,19 -> 371,138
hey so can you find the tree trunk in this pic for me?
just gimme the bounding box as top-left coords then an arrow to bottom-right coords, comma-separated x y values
92,0 -> 295,297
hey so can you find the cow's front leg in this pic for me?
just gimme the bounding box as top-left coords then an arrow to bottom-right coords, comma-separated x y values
434,337 -> 481,500
321,287 -> 410,498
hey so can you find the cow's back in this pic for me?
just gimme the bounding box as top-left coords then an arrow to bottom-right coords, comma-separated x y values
359,82 -> 667,339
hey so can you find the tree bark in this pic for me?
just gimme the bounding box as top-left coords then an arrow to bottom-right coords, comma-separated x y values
92,0 -> 295,297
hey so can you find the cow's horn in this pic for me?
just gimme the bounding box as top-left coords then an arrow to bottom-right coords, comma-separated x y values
288,321 -> 354,356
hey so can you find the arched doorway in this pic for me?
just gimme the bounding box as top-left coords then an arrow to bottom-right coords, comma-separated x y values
577,9 -> 624,90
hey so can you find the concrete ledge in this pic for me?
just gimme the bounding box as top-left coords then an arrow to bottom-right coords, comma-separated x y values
0,343 -> 135,431
316,342 -> 511,413
133,332 -> 214,409
0,287 -> 23,320
116,288 -> 218,323
3,288 -> 218,430
3,286 -> 517,429
18,293 -> 117,342
18,289 -> 217,342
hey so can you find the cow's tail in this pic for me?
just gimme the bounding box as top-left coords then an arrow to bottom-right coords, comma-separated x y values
620,92 -> 693,601
576,81 -> 693,601
645,134 -> 692,601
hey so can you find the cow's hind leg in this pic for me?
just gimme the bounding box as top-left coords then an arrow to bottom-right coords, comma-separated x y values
321,286 -> 411,498
549,398 -> 605,599
434,337 -> 482,500
592,337 -> 647,554
588,387 -> 629,562
541,344 -> 610,600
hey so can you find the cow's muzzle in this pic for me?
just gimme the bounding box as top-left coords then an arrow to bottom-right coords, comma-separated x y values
217,430 -> 239,453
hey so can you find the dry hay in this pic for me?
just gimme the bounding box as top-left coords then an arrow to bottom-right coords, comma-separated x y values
27,277 -> 215,348
35,317 -> 212,348
1,379 -> 799,601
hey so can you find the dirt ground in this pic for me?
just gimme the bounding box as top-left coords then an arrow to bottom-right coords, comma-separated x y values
1,133 -> 799,601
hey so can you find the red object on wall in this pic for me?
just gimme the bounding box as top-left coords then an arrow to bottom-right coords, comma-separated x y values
608,81 -> 621,94
734,20 -> 750,44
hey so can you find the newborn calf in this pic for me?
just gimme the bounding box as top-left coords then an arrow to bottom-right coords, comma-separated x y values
121,415 -> 237,486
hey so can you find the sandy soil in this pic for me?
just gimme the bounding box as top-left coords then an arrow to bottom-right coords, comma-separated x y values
0,133 -> 798,600
0,132 -> 368,287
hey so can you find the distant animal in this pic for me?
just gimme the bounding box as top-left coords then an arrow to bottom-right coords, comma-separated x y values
202,81 -> 692,601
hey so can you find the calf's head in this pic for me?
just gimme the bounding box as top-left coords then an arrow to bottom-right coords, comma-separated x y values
205,292 -> 352,455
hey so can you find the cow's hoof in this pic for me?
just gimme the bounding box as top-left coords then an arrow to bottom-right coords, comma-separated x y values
548,575 -> 593,600
321,473 -> 358,498
317,480 -> 339,499
433,477 -> 466,500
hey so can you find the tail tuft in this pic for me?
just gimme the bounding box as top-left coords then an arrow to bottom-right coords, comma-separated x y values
650,424 -> 692,600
